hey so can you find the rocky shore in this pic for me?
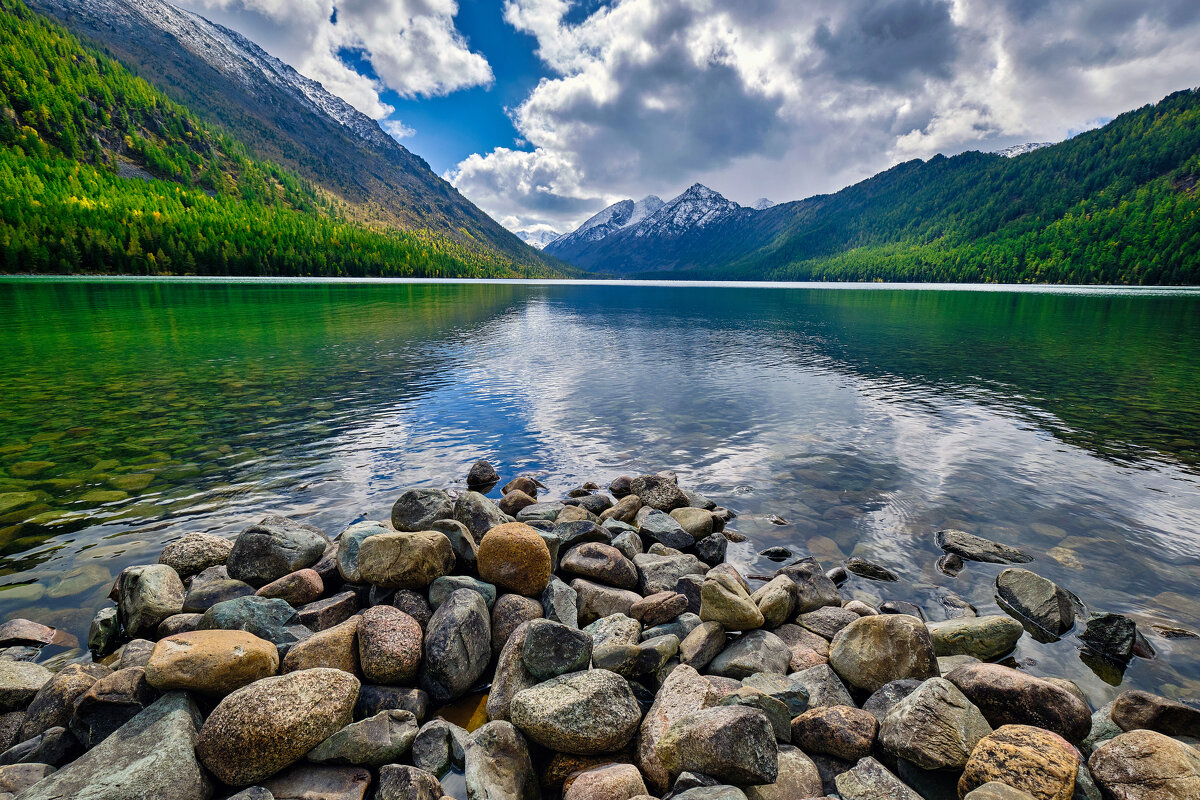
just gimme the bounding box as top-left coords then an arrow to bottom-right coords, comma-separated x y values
0,463 -> 1197,800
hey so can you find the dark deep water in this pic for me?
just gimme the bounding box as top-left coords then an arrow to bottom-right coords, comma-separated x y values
1,278 -> 1199,708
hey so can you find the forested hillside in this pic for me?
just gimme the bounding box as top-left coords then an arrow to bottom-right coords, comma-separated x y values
0,0 -> 565,277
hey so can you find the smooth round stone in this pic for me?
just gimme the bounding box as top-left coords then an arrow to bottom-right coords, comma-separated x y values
227,516 -> 330,588
182,575 -> 255,613
601,494 -> 642,524
521,619 -> 593,680
0,661 -> 53,712
829,614 -> 938,693
117,564 -> 186,638
307,709 -> 419,767
197,668 -> 360,786
420,589 -> 491,704
958,724 -> 1079,800
670,507 -> 713,538
878,676 -> 992,769
630,475 -> 688,512
391,489 -> 454,532
945,662 -> 1092,743
334,521 -> 386,584
256,568 -> 323,606
491,594 -> 544,659
158,532 -> 233,578
1088,729 -> 1200,800
466,460 -> 500,488
18,664 -> 111,742
356,531 -> 455,590
632,591 -> 689,628
657,705 -> 779,785
707,630 -> 790,678
927,615 -> 1024,660
1111,690 -> 1200,737
560,542 -> 639,590
0,620 -> 57,649
699,573 -> 763,631
477,522 -> 552,597
563,763 -> 647,800
510,669 -> 642,755
498,489 -> 537,517
358,606 -> 423,685
145,630 -> 278,695
995,568 -> 1076,637
502,476 -> 539,497
750,576 -> 797,629
791,704 -> 878,760
429,575 -> 497,610
282,617 -> 360,675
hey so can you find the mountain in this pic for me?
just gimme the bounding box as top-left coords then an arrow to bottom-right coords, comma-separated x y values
751,198 -> 776,210
0,0 -> 568,277
25,0 -> 555,271
994,142 -> 1054,158
548,195 -> 665,252
546,91 -> 1200,284
516,229 -> 562,249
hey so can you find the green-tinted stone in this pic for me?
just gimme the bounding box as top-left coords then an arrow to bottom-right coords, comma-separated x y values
9,461 -> 55,478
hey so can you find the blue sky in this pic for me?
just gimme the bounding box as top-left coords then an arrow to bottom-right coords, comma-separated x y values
178,0 -> 1200,236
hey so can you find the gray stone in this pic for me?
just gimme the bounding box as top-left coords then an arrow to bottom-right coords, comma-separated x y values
878,677 -> 992,769
657,705 -> 778,785
790,664 -> 854,709
829,615 -> 938,693
611,531 -> 643,561
521,619 -> 592,680
1088,729 -> 1200,800
1080,613 -> 1137,665
517,502 -> 565,522
0,663 -> 51,713
510,669 -> 642,755
429,575 -> 497,610
541,576 -> 579,628
420,589 -> 491,703
673,788 -> 746,800
707,630 -> 790,678
158,532 -> 233,578
630,475 -> 689,512
411,718 -> 467,777
679,621 -> 726,671
88,607 -> 120,657
637,664 -> 721,792
491,593 -> 544,659
0,726 -> 78,767
391,489 -> 454,532
261,764 -> 370,800
773,560 -> 841,614
995,568 -> 1075,637
334,521 -> 384,584
593,635 -> 679,680
561,543 -> 639,590
467,460 -> 500,487
463,720 -> 539,800
718,687 -> 791,742
19,664 -> 111,742
835,756 -> 921,800
182,574 -> 255,614
927,615 -> 1024,661
643,611 -> 701,641
227,516 -> 329,587
634,553 -> 707,596
307,709 -> 418,767
639,510 -> 693,549
14,692 -> 209,800
454,491 -> 509,541
198,596 -> 302,655
963,782 -> 1037,800
487,621 -> 539,724
572,579 -> 643,626
743,744 -> 822,800
433,518 -> 478,574
117,564 -> 185,638
68,667 -> 158,750
353,685 -> 429,721
584,614 -> 642,650
862,679 -> 923,721
798,606 -> 860,640
935,529 -> 1031,564
845,557 -> 898,582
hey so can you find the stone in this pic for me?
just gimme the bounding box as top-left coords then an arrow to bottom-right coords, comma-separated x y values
198,596 -> 301,654
477,522 -> 553,597
196,668 -> 359,786
68,666 -> 157,749
740,673 -> 809,717
0,763 -> 54,795
357,605 -> 422,685
392,589 -> 433,629
700,573 -> 764,631
294,589 -> 358,630
12,693 -> 209,800
673,789 -> 746,800
881,600 -> 925,619
657,705 -> 778,785
995,568 -> 1075,637
256,569 -> 323,606
671,507 -> 713,539
835,756 -> 920,800
420,588 -> 491,703
790,664 -> 854,709
927,615 -> 1024,661
585,614 -> 642,649
517,502 -> 565,522
635,553 -> 706,596
158,532 -> 233,578
878,676 -> 991,769
798,606 -> 860,640
0,725 -> 78,767
774,560 -> 842,614
261,764 -> 370,800
749,576 -> 797,629
333,521 -> 384,584
492,593 -> 544,658
307,709 -> 418,767
574,579 -> 643,626
116,639 -> 156,670
145,629 -> 278,695
959,724 -> 1080,800
432,518 -> 479,574
0,662 -> 51,712
354,685 -> 429,721
945,663 -> 1092,743
282,617 -> 360,674
829,614 -> 938,693
227,516 -> 330,587
1111,689 -> 1200,737
499,489 -> 538,517
679,620 -> 726,671
455,491 -> 510,541
608,476 -> 633,498
1079,613 -> 1137,664
1088,729 -> 1200,800
116,564 -> 185,637
791,705 -> 878,760
18,664 -> 111,741
429,575 -> 497,609
630,475 -> 688,512
503,476 -> 540,497
487,621 -> 539,723
561,543 -> 639,590
1082,701 -> 1123,757
156,613 -> 204,638
463,720 -> 539,800
511,669 -> 641,755
693,533 -> 728,567
964,783 -> 1038,800
593,635 -> 678,680
563,763 -> 647,800
845,556 -> 898,582
935,529 -> 1031,564
636,665 -> 722,793
411,718 -> 467,776
356,531 -> 455,590
631,591 -> 687,628
0,713 -> 25,753
601,494 -> 642,524
391,489 -> 454,532
182,575 -> 255,613
639,510 -> 693,549
521,619 -> 593,680
773,624 -> 830,672
226,790 -> 274,800
88,607 -> 120,656
707,630 -> 790,678
718,687 -> 791,742
467,459 -> 500,487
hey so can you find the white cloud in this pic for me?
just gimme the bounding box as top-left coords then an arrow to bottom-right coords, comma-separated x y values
450,0 -> 1200,232
382,118 -> 416,140
177,0 -> 492,125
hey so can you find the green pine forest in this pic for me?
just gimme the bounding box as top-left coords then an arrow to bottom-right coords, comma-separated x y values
0,0 -> 564,278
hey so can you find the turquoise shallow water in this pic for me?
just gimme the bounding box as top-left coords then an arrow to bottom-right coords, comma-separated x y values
1,278 -> 1199,705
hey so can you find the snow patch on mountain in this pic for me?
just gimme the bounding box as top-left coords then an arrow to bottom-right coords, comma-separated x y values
516,228 -> 562,249
751,197 -> 776,210
994,142 -> 1053,158
631,184 -> 742,239
549,195 -> 663,248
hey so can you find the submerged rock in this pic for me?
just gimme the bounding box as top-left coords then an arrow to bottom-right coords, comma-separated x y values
935,529 -> 1031,564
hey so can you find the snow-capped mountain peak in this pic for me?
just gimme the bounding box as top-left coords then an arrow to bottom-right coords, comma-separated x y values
632,184 -> 741,239
993,142 -> 1053,158
546,194 -> 663,248
751,197 -> 776,210
515,229 -> 562,250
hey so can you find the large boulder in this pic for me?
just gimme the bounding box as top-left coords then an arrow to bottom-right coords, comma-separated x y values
1110,689 -> 1200,737
145,630 -> 278,695
356,531 -> 455,590
510,669 -> 642,755
391,489 -> 454,532
636,665 -> 721,792
158,532 -> 233,578
878,677 -> 992,769
1088,729 -> 1200,800
773,560 -> 841,613
116,564 -> 185,638
560,543 -> 639,590
196,668 -> 359,786
477,523 -> 553,597
656,705 -> 778,786
829,614 -> 938,693
226,516 -> 329,587
15,693 -> 210,800
699,573 -> 763,631
927,615 -> 1024,661
945,663 -> 1091,743
420,589 -> 491,703
995,568 -> 1075,637
562,762 -> 647,800
790,704 -> 877,760
959,724 -> 1080,800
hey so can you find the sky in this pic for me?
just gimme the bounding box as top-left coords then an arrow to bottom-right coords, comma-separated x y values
176,0 -> 1200,237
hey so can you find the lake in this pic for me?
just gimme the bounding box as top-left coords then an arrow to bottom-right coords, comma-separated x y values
1,278 -> 1199,707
